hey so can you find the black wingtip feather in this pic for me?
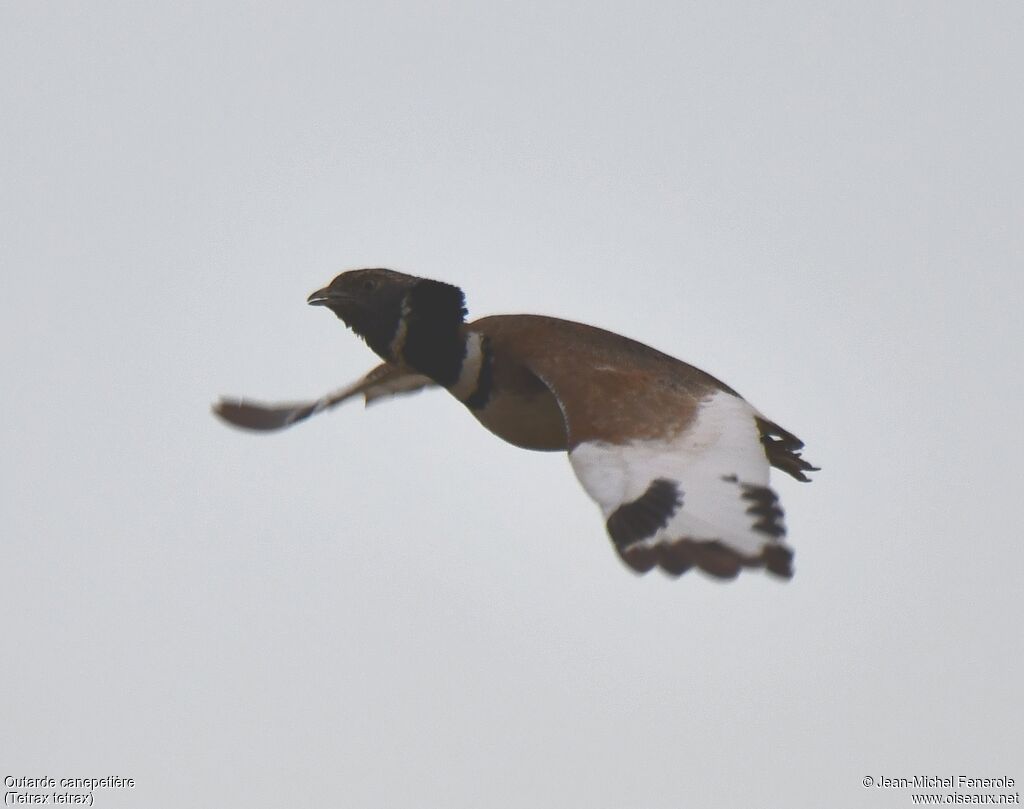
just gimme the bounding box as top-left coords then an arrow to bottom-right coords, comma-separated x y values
212,399 -> 313,431
606,479 -> 682,548
615,537 -> 794,581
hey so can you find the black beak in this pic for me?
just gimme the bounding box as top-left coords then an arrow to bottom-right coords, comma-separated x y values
307,287 -> 337,306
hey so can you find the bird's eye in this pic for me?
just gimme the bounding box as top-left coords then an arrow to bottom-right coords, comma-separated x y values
361,279 -> 377,292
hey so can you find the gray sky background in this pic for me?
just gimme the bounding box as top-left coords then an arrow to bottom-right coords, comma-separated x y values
2,3 -> 1021,808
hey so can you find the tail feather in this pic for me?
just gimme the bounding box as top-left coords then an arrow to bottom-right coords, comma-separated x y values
755,417 -> 819,482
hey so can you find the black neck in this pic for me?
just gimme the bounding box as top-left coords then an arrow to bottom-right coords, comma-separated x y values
398,279 -> 468,388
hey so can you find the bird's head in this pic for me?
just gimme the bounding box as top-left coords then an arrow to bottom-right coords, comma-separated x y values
308,268 -> 467,367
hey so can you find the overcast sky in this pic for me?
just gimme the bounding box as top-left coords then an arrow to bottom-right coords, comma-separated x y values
2,3 -> 1021,808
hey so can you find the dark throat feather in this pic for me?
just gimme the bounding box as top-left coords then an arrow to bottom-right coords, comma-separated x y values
398,279 -> 469,388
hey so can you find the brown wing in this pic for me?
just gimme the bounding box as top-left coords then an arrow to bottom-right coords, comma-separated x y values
470,315 -> 812,580
475,315 -> 817,479
213,363 -> 435,431
472,314 -> 732,448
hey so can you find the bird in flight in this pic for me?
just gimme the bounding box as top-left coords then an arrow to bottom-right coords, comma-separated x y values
214,269 -> 817,581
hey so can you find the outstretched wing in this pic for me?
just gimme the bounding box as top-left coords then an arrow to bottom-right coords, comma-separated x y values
475,315 -> 810,580
213,363 -> 435,431
565,389 -> 794,579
